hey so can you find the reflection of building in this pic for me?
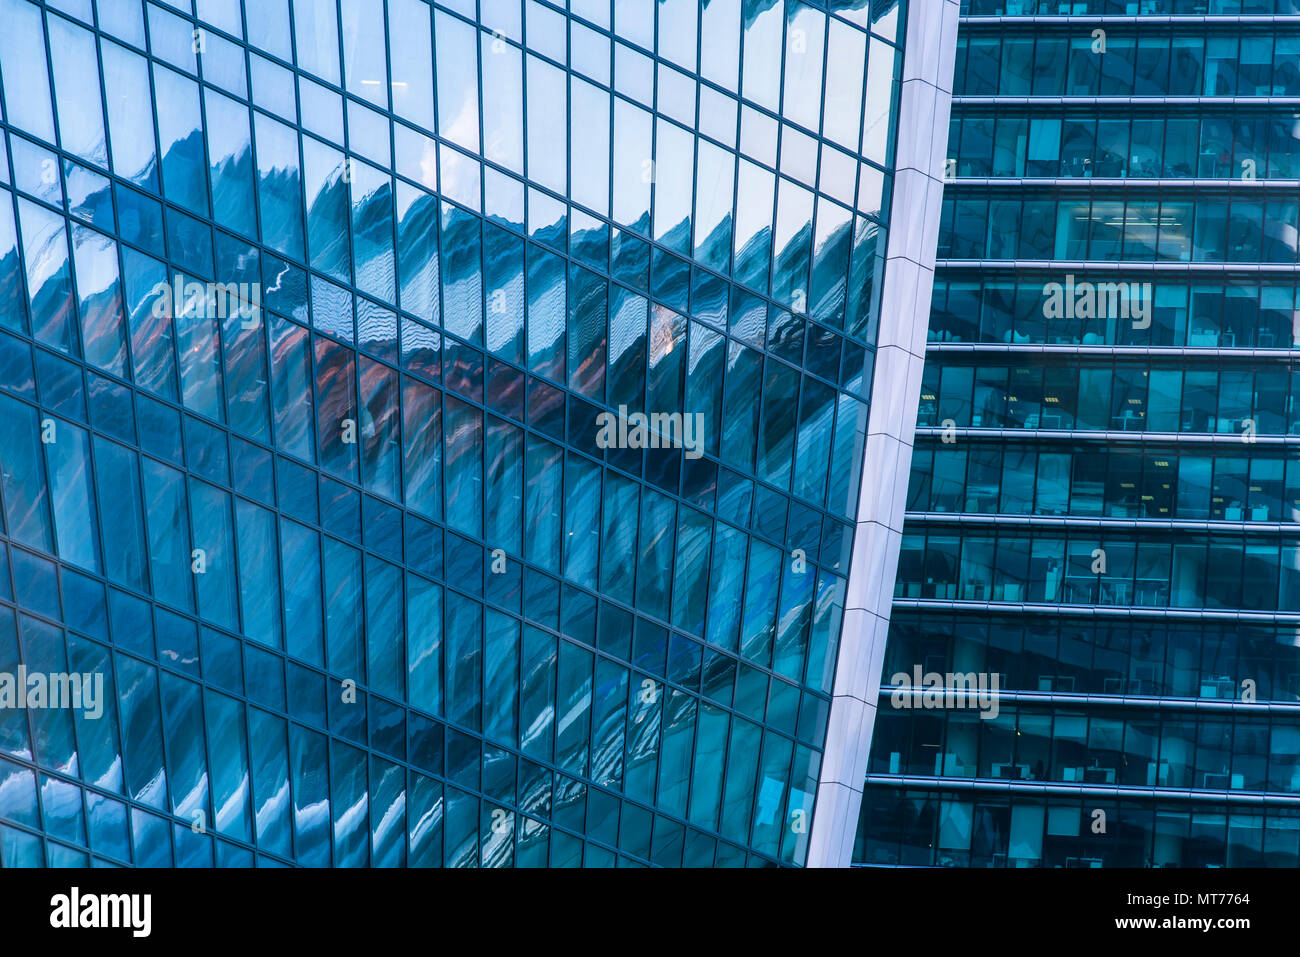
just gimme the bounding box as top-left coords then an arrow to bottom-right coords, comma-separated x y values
859,0 -> 1300,867
0,0 -> 952,866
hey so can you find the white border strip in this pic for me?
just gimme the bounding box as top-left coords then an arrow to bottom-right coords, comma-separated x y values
804,0 -> 960,868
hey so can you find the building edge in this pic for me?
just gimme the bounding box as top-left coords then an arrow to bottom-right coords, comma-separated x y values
804,0 -> 959,868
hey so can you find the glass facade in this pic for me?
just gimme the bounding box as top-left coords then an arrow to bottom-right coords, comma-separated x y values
0,0 -> 917,867
857,0 -> 1300,866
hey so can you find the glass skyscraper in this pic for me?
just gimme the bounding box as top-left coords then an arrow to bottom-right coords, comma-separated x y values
0,0 -> 954,867
858,0 -> 1300,866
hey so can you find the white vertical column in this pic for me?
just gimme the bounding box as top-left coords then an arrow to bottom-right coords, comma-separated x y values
804,0 -> 959,868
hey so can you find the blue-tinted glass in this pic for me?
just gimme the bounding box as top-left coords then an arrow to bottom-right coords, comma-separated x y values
0,0 -> 934,873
